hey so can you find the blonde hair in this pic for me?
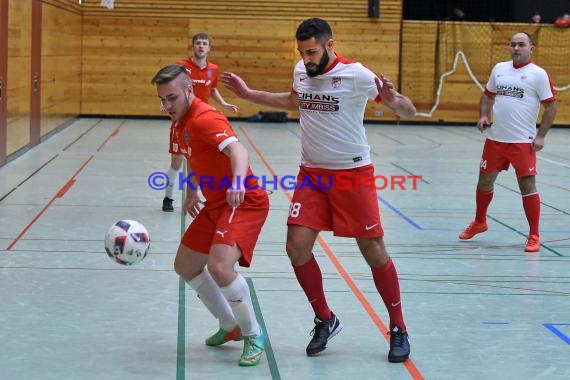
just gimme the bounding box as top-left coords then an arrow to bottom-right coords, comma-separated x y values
151,64 -> 191,87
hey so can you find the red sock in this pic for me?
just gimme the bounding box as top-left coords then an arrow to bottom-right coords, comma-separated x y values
371,258 -> 406,331
293,256 -> 332,321
522,193 -> 540,236
475,188 -> 493,223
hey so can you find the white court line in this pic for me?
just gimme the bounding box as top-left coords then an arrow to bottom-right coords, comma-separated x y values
537,155 -> 570,169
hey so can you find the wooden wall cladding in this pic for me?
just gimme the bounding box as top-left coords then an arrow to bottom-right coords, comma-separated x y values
27,1 -> 570,130
81,17 -> 189,115
6,0 -> 32,155
186,18 -> 299,119
180,19 -> 403,121
41,1 -> 82,136
401,21 -> 569,124
78,0 -> 403,21
400,21 -> 438,115
81,16 -> 403,121
79,0 -> 404,120
42,0 -> 81,14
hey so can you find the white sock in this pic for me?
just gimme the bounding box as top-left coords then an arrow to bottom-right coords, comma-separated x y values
187,269 -> 237,330
219,274 -> 260,337
165,167 -> 177,198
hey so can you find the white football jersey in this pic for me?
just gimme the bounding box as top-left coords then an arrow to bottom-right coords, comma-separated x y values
485,61 -> 556,143
292,54 -> 381,169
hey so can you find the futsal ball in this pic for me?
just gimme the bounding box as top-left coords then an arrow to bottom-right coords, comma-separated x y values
104,220 -> 150,265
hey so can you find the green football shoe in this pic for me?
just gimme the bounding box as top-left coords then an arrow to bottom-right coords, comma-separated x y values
238,330 -> 265,366
205,326 -> 242,347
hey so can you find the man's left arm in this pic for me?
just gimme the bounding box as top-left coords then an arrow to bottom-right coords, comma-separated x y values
376,76 -> 416,119
222,141 -> 248,206
533,101 -> 557,151
211,87 -> 239,113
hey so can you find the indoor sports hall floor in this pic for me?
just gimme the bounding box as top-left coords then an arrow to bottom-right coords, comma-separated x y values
1,118 -> 569,380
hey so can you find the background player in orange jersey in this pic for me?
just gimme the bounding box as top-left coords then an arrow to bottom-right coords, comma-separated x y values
162,32 -> 238,212
152,64 -> 269,366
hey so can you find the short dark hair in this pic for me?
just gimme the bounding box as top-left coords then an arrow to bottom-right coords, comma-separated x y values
192,32 -> 212,45
151,64 -> 190,86
295,18 -> 332,42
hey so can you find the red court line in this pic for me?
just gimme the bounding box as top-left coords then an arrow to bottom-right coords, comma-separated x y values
6,187 -> 68,251
97,120 -> 125,152
239,126 -> 424,379
6,120 -> 124,251
6,156 -> 93,251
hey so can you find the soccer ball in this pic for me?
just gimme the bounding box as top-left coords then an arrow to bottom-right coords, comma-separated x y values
104,220 -> 150,265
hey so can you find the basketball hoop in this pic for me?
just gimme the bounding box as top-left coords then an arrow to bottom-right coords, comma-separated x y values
100,0 -> 114,9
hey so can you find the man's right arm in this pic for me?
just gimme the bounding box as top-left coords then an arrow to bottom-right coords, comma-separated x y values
221,72 -> 299,111
477,92 -> 494,132
183,160 -> 204,218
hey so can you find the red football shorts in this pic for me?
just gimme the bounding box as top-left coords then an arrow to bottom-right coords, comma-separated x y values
480,139 -> 537,177
181,192 -> 269,267
287,165 -> 384,238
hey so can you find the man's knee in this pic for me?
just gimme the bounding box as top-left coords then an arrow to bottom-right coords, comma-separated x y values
285,238 -> 312,266
358,237 -> 389,267
518,175 -> 537,195
174,254 -> 188,278
477,171 -> 498,191
206,260 -> 231,284
174,246 -> 204,281
285,238 -> 301,258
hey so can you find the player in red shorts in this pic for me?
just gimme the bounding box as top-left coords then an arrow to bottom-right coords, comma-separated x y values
222,18 -> 416,362
458,32 -> 557,252
152,64 -> 269,366
162,32 -> 238,212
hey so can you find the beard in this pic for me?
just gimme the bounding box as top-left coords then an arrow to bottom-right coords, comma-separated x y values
305,49 -> 330,78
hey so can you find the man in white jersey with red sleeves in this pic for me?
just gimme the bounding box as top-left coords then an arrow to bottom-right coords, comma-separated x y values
221,18 -> 416,363
459,32 -> 557,252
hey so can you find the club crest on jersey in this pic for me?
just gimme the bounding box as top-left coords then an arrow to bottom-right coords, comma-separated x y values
207,69 -> 213,78
184,129 -> 190,144
331,76 -> 342,88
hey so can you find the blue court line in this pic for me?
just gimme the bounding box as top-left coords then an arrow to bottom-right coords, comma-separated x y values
378,195 -> 423,230
246,278 -> 281,379
543,323 -> 570,345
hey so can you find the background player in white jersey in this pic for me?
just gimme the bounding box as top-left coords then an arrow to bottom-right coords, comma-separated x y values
221,18 -> 416,362
458,32 -> 557,252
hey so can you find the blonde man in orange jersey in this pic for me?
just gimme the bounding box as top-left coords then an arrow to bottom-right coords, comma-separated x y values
163,32 -> 238,212
152,64 -> 268,366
